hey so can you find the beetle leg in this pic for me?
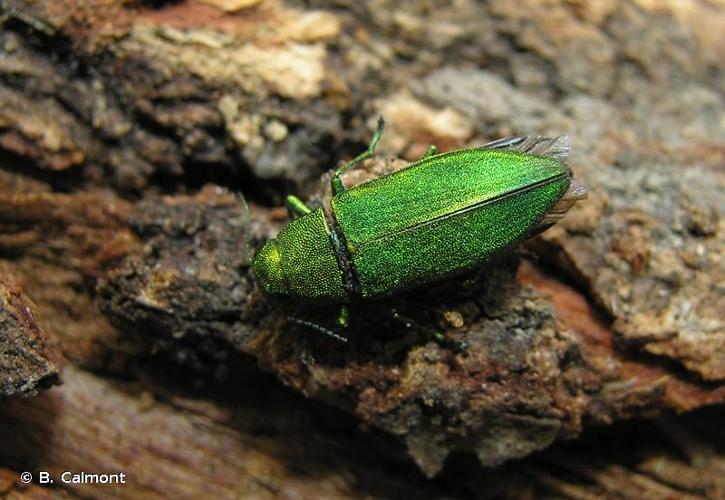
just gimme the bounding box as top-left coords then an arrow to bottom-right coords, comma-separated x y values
331,116 -> 385,195
391,308 -> 437,336
285,195 -> 312,218
462,266 -> 486,288
391,309 -> 467,352
287,316 -> 348,343
420,144 -> 438,160
337,304 -> 349,328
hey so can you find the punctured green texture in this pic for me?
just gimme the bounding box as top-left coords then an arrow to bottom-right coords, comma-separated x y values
348,178 -> 568,297
252,147 -> 574,302
275,207 -> 347,301
252,239 -> 287,296
331,149 -> 570,297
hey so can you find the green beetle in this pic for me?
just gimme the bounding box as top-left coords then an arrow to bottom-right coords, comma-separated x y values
252,118 -> 586,339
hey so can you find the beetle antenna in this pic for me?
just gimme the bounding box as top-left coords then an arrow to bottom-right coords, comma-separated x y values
370,116 -> 385,152
287,316 -> 349,343
238,193 -> 253,266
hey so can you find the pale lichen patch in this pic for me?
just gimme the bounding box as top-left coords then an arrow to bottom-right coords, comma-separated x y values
375,91 -> 474,157
125,24 -> 329,99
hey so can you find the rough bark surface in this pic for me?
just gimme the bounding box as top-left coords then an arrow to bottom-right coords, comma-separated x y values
0,0 -> 723,496
0,366 -> 723,499
0,271 -> 59,398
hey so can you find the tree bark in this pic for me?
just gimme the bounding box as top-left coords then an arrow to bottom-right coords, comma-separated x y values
0,0 -> 723,496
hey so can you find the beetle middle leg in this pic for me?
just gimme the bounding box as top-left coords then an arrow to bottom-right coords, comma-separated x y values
391,308 -> 467,352
390,308 -> 441,339
331,117 -> 385,195
462,266 -> 486,288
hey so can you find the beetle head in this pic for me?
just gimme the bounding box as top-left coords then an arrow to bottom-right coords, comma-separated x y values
252,239 -> 289,296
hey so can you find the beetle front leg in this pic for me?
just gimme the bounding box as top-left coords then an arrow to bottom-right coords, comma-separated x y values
420,144 -> 438,160
331,117 -> 385,195
285,195 -> 312,218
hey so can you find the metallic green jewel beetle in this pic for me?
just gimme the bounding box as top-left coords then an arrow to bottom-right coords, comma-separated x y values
252,118 -> 586,338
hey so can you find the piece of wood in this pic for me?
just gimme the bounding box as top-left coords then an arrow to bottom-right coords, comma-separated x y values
0,270 -> 59,398
0,366 -> 722,498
